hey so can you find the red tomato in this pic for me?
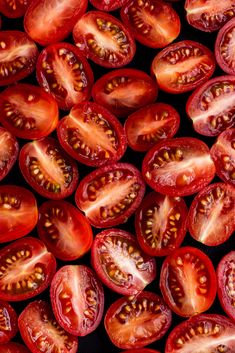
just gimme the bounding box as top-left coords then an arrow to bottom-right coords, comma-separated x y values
57,102 -> 127,167
120,0 -> 181,48
121,350 -> 160,353
92,68 -> 158,117
0,127 -> 18,182
38,200 -> 93,261
75,162 -> 145,228
165,314 -> 235,352
104,291 -> 172,349
24,0 -> 88,45
73,11 -> 136,68
0,31 -> 38,86
18,300 -> 78,353
151,40 -> 215,94
0,342 -> 30,353
124,103 -> 180,151
186,76 -> 235,136
0,301 -> 18,343
0,185 -> 38,243
142,137 -> 215,197
188,183 -> 235,246
91,228 -> 156,295
50,265 -> 104,336
19,137 -> 79,200
36,43 -> 94,110
135,192 -> 188,256
0,237 -> 56,301
160,246 -> 217,317
0,84 -> 59,139
0,0 -> 30,18
210,128 -> 235,185
90,0 -> 128,11
215,18 -> 235,75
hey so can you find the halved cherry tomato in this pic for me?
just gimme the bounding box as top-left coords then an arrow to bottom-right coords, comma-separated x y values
0,84 -> 59,139
73,11 -> 136,68
151,40 -> 215,94
188,183 -> 235,246
75,162 -> 145,228
142,137 -> 215,197
135,192 -> 188,256
0,185 -> 38,243
18,300 -> 78,353
36,43 -> 94,110
186,76 -> 235,136
104,291 -> 172,349
121,350 -> 160,353
57,102 -> 127,167
90,0 -> 128,11
91,228 -> 156,295
92,69 -> 158,118
19,137 -> 79,200
38,200 -> 93,261
0,0 -> 30,18
120,0 -> 181,48
0,31 -> 38,86
0,301 -> 18,343
160,246 -> 217,317
0,127 -> 18,182
215,18 -> 235,75
124,103 -> 180,151
0,342 -> 30,353
24,0 -> 88,45
50,265 -> 104,336
0,237 -> 56,301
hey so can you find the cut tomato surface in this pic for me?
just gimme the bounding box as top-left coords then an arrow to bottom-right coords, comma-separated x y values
0,127 -> 18,182
121,350 -> 160,353
0,342 -> 30,353
0,0 -> 30,18
90,0 -> 128,11
0,301 -> 18,343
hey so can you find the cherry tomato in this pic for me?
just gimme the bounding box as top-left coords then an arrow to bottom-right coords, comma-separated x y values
0,127 -> 18,182
0,342 -> 30,353
215,18 -> 235,75
0,0 -> 30,18
0,301 -> 18,343
89,0 -> 128,11
121,350 -> 160,353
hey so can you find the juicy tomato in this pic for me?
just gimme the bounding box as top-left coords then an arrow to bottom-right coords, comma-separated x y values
75,163 -> 145,228
89,0 -> 128,11
0,185 -> 38,243
50,265 -> 104,336
160,246 -> 217,317
0,0 -> 30,18
151,40 -> 215,94
91,228 -> 156,295
0,237 -> 56,301
210,128 -> 235,185
188,183 -> 235,246
0,127 -> 18,182
215,18 -> 235,75
135,192 -> 188,257
0,342 -> 30,353
36,43 -> 94,110
38,200 -> 93,261
18,300 -> 78,353
120,0 -> 181,48
121,350 -> 160,353
165,314 -> 235,352
0,84 -> 59,139
142,137 -> 215,197
0,31 -> 38,86
104,291 -> 172,349
0,301 -> 18,343
73,11 -> 136,68
124,103 -> 180,152
185,0 -> 235,32
24,0 -> 88,45
186,76 -> 235,136
19,137 -> 79,200
92,68 -> 158,118
57,102 -> 127,167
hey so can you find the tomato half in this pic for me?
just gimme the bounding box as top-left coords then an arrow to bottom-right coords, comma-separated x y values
36,43 -> 94,110
0,301 -> 18,343
142,137 -> 215,197
18,300 -> 78,353
120,0 -> 181,48
92,68 -> 158,118
75,162 -> 145,228
90,0 -> 128,11
57,102 -> 127,167
91,228 -> 156,295
0,31 -> 38,86
73,11 -> 136,68
0,237 -> 56,301
124,103 -> 180,151
135,192 -> 188,257
215,18 -> 235,75
50,265 -> 104,336
104,291 -> 172,349
0,0 -> 30,18
188,183 -> 235,246
160,246 -> 217,317
19,137 -> 79,199
0,127 -> 18,182
0,84 -> 59,139
0,342 -> 30,353
151,40 -> 215,94
121,350 -> 160,353
38,200 -> 93,261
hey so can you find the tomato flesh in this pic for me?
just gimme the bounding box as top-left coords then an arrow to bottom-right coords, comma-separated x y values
0,342 -> 30,353
0,301 -> 18,343
215,18 -> 235,75
90,0 -> 128,11
0,0 -> 30,18
121,350 -> 160,353
0,127 -> 18,182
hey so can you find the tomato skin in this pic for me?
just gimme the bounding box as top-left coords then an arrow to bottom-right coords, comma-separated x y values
0,0 -> 30,18
0,127 -> 19,182
90,0 -> 129,11
215,18 -> 235,75
121,350 -> 160,353
0,301 -> 18,343
0,342 -> 31,353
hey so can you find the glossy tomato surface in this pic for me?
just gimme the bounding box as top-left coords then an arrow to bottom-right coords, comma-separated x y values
121,350 -> 160,353
0,301 -> 18,343
90,0 -> 128,11
0,342 -> 30,353
0,127 -> 18,182
0,0 -> 30,18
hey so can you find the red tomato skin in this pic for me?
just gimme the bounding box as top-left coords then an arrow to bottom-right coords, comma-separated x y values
90,0 -> 129,11
0,301 -> 18,343
121,350 -> 160,353
0,127 -> 19,182
0,0 -> 30,18
0,342 -> 31,353
215,18 -> 235,75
